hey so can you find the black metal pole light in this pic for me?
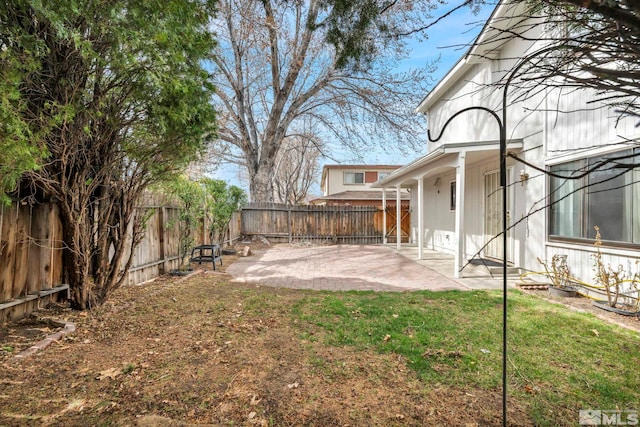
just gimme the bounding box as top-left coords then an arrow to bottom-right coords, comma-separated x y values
427,106 -> 507,425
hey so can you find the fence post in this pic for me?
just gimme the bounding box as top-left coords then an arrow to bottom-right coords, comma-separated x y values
288,206 -> 292,244
158,206 -> 167,274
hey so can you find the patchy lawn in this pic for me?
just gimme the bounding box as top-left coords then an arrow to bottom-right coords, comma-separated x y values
1,255 -> 639,426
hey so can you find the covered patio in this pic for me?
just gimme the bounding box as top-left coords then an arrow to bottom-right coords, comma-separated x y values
375,140 -> 524,279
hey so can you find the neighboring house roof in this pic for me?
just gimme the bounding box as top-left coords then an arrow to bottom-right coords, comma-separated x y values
316,190 -> 410,200
321,164 -> 402,170
311,190 -> 410,204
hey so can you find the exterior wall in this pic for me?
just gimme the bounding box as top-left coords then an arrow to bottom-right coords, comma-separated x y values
427,63 -> 497,150
407,9 -> 640,286
427,37 -> 546,151
545,88 -> 640,159
423,172 -> 456,254
323,166 -> 399,196
542,82 -> 640,288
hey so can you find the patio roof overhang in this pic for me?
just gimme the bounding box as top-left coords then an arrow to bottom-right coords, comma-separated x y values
372,138 -> 523,189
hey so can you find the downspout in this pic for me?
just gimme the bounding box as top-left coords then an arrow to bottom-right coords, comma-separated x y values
382,189 -> 387,244
417,177 -> 424,260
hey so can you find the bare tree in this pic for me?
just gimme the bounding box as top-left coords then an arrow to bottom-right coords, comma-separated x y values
271,133 -> 321,205
208,0 -> 437,202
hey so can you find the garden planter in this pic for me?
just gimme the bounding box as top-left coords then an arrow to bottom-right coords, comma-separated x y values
592,300 -> 640,317
548,286 -> 577,298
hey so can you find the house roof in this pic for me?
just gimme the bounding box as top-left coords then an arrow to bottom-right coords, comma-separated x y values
372,139 -> 523,188
416,0 -> 528,113
321,164 -> 402,170
311,190 -> 410,203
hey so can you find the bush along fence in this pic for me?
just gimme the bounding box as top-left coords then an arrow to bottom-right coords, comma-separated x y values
0,194 -> 212,322
239,203 -> 386,244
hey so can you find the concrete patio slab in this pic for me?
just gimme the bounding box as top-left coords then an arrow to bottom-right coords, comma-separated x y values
226,244 -> 505,292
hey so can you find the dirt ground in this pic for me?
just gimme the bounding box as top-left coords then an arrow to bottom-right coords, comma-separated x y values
0,245 -> 637,426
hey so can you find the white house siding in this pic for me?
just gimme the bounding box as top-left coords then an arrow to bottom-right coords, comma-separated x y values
545,243 -> 640,297
422,172 -> 457,254
542,82 -> 640,289
427,64 -> 499,148
418,32 -> 548,271
394,3 -> 639,283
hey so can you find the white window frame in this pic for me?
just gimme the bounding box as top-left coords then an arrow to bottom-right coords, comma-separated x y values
344,171 -> 364,185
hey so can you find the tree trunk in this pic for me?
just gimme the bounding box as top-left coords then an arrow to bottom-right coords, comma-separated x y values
249,158 -> 276,203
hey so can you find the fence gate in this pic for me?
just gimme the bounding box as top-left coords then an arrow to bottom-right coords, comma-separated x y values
381,207 -> 410,243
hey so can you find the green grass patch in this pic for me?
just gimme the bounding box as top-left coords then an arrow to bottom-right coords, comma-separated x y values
291,289 -> 640,424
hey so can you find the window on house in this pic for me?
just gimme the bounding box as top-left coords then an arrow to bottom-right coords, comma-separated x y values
344,172 -> 364,184
549,149 -> 640,245
378,172 -> 390,180
450,181 -> 456,211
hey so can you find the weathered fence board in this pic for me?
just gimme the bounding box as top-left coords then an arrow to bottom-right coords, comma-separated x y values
0,198 -> 188,321
0,202 -> 65,321
240,203 -> 383,244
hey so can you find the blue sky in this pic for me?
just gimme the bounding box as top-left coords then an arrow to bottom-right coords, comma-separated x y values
210,1 -> 497,195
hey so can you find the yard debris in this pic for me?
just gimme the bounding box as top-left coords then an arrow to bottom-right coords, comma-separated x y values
287,382 -> 300,389
480,349 -> 490,354
96,367 -> 121,380
383,334 -> 391,342
591,329 -> 600,337
241,246 -> 252,257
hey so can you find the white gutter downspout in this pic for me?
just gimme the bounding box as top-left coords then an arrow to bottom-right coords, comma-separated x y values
382,189 -> 387,244
417,177 -> 424,260
454,152 -> 466,278
396,186 -> 401,250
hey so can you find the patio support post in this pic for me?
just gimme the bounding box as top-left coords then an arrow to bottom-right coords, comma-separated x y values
454,152 -> 466,278
382,189 -> 387,244
417,177 -> 424,259
396,186 -> 401,250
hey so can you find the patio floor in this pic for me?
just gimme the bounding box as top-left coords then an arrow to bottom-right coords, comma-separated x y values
226,244 -> 513,292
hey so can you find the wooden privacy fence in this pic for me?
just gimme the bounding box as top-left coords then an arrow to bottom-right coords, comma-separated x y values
0,202 -> 65,322
240,203 -> 388,244
1,199 -> 402,321
0,196 -> 212,322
